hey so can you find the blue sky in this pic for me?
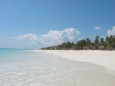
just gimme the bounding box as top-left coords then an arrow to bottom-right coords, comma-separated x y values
0,0 -> 115,49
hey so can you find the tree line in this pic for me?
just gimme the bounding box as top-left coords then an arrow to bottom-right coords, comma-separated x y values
41,35 -> 115,50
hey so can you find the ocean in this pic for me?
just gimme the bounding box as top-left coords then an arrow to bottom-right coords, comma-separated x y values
0,49 -> 115,86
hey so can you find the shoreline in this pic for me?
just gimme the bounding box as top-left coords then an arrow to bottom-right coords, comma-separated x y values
0,50 -> 115,85
40,50 -> 115,71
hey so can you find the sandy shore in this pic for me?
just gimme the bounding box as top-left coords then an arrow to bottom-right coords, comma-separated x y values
41,50 -> 115,71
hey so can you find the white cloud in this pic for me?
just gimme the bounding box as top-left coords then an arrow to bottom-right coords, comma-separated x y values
94,26 -> 101,30
17,33 -> 39,41
15,28 -> 80,49
107,26 -> 115,36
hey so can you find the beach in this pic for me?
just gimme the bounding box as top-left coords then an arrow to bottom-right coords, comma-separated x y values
0,49 -> 115,86
42,50 -> 115,73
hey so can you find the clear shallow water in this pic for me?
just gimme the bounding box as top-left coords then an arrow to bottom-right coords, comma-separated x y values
0,49 -> 115,86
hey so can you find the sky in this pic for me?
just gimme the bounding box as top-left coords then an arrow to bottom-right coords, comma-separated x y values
0,0 -> 115,49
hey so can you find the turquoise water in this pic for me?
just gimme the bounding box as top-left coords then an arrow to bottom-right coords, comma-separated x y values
0,48 -> 29,63
0,49 -> 115,86
0,48 -> 27,57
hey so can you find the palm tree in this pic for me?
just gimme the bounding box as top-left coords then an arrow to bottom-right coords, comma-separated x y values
85,38 -> 91,49
95,36 -> 100,50
100,38 -> 105,50
105,36 -> 112,50
108,35 -> 115,50
111,36 -> 115,49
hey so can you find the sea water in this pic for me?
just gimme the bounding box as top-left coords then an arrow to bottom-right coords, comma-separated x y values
0,49 -> 115,86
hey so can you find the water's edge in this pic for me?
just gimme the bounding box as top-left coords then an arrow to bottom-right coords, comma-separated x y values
0,50 -> 115,86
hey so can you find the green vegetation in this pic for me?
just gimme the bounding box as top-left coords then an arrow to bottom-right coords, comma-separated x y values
41,35 -> 115,50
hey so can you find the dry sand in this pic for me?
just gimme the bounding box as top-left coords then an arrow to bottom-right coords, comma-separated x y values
41,50 -> 115,71
34,50 -> 115,85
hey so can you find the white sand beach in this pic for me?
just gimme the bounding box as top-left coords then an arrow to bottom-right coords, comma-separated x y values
42,50 -> 115,71
40,50 -> 115,85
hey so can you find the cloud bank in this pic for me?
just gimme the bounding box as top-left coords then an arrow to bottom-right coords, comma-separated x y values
107,26 -> 115,36
16,28 -> 80,49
